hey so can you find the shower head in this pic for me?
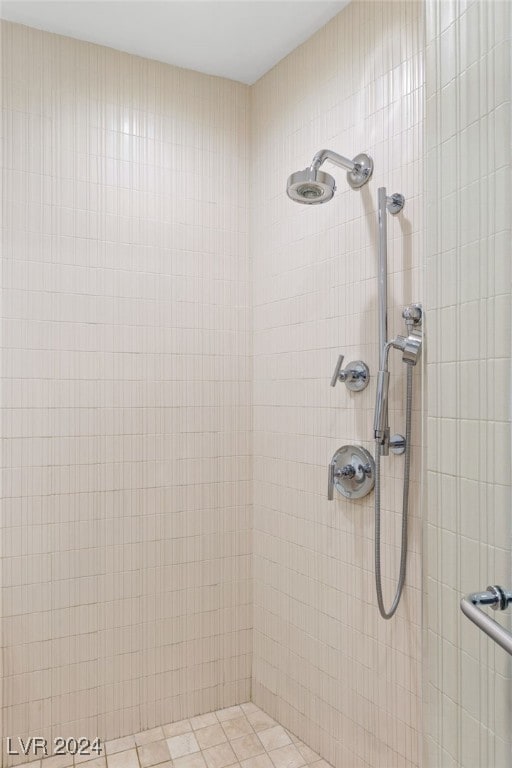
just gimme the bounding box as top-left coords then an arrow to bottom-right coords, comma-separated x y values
286,149 -> 373,204
286,168 -> 336,205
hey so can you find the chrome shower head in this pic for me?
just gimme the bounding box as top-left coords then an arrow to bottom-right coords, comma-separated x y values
286,149 -> 373,205
286,168 -> 336,205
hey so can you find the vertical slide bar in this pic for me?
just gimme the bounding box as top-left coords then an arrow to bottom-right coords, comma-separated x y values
377,187 -> 388,368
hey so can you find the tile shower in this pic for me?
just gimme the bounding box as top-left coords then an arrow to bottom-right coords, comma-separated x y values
1,3 -> 511,768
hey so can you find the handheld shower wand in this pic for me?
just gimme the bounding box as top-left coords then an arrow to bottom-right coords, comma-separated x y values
373,327 -> 422,445
373,368 -> 390,447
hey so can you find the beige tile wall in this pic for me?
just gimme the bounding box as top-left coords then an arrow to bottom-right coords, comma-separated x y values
1,21 -> 251,765
250,3 -> 424,767
424,1 -> 512,766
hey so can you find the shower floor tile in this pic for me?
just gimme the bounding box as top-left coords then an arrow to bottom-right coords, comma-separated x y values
24,704 -> 331,768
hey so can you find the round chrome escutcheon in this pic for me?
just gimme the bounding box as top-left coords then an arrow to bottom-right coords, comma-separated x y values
331,445 -> 375,499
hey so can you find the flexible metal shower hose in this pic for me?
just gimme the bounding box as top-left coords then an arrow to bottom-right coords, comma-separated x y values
374,363 -> 414,619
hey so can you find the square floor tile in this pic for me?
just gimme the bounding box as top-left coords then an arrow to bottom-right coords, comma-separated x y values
107,749 -> 139,768
216,706 -> 243,722
43,758 -> 72,768
163,720 -> 192,738
258,727 -> 291,752
173,753 -> 208,768
247,712 -> 277,733
222,716 -> 253,741
268,745 -> 306,768
190,713 -> 218,730
240,703 -> 260,715
167,732 -> 200,759
17,763 -> 42,768
231,734 -> 265,761
138,739 -> 171,767
135,726 -> 164,746
196,724 -> 228,750
75,752 -> 106,765
202,743 -> 238,768
106,735 -> 136,754
240,755 -> 274,768
296,743 -> 320,764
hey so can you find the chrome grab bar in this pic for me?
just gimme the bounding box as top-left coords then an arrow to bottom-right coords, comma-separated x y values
460,585 -> 512,656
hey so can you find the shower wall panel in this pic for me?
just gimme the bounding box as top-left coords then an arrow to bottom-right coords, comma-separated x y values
1,21 -> 251,764
250,2 -> 424,767
424,1 -> 512,765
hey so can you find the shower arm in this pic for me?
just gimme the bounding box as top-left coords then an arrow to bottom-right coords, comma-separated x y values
309,149 -> 356,173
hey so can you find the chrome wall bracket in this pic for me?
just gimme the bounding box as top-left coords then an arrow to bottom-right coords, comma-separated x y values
328,445 -> 375,500
386,193 -> 405,215
347,153 -> 374,189
390,434 -> 406,455
330,355 -> 370,392
403,303 -> 422,329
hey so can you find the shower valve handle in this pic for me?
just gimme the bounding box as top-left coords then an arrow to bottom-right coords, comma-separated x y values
330,355 -> 370,392
328,461 -> 342,500
328,445 -> 375,501
330,355 -> 345,387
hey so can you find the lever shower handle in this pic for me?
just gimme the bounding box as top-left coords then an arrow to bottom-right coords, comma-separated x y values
327,461 -> 342,500
330,355 -> 345,387
328,461 -> 335,500
330,356 -> 370,391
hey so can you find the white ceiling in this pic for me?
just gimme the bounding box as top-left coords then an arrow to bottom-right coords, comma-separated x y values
0,1 -> 349,84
